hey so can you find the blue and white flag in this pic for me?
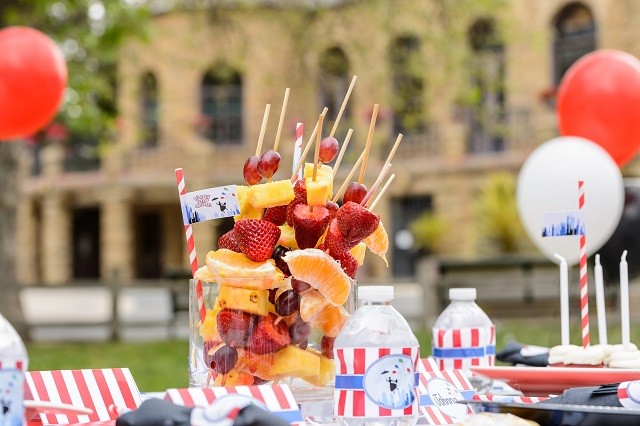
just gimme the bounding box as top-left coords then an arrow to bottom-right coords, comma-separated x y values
542,210 -> 585,238
179,185 -> 240,225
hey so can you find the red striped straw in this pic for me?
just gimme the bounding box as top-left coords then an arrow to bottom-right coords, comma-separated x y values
578,179 -> 590,347
175,168 -> 206,323
292,123 -> 303,180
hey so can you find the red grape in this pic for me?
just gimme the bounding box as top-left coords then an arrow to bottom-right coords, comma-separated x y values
319,137 -> 339,163
321,336 -> 335,359
258,149 -> 281,178
275,289 -> 299,316
243,156 -> 262,185
325,200 -> 339,219
212,345 -> 238,374
290,277 -> 311,293
343,182 -> 367,204
289,316 -> 311,344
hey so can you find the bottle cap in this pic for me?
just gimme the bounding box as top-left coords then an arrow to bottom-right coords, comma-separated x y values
449,288 -> 477,301
358,285 -> 394,302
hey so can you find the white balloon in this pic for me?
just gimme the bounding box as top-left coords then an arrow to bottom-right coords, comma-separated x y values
517,136 -> 624,266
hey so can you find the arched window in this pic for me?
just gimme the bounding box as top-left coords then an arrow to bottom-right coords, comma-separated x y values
318,47 -> 351,137
553,2 -> 596,85
467,18 -> 506,154
141,72 -> 158,147
200,65 -> 243,145
389,35 -> 425,135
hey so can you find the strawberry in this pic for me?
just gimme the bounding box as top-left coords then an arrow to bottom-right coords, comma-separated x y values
286,197 -> 304,227
335,250 -> 358,278
246,313 -> 291,354
263,205 -> 288,226
217,229 -> 241,252
292,204 -> 330,249
217,309 -> 259,348
325,218 -> 357,254
335,201 -> 380,243
293,179 -> 307,200
234,219 -> 281,262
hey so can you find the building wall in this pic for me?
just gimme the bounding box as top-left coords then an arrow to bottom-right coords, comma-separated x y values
16,0 -> 637,285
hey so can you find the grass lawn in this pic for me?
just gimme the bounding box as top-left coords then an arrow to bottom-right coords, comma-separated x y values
26,318 -> 640,391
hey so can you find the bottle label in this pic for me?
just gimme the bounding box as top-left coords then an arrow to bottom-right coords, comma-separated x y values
333,346 -> 420,418
0,368 -> 24,426
431,325 -> 496,371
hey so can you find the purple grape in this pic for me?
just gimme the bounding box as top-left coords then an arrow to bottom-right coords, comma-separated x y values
275,289 -> 299,316
212,345 -> 238,374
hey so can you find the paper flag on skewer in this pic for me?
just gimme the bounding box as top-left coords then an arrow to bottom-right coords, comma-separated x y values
417,366 -> 476,425
164,384 -> 303,425
25,368 -> 142,425
179,185 -> 240,225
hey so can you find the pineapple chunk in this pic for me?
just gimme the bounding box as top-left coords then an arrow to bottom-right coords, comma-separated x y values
217,285 -> 269,316
248,180 -> 295,209
306,177 -> 332,206
303,352 -> 335,386
278,225 -> 299,250
269,345 -> 321,377
304,163 -> 333,181
199,308 -> 222,341
234,186 -> 262,221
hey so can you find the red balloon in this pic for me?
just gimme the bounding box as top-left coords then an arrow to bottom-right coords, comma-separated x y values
557,50 -> 640,167
0,26 -> 67,141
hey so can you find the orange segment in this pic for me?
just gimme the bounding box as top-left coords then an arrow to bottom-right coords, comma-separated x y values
205,249 -> 284,289
283,248 -> 352,306
362,222 -> 389,267
194,265 -> 216,282
350,242 -> 367,266
313,304 -> 349,338
299,289 -> 329,321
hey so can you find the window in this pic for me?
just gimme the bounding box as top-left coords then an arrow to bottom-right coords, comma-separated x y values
141,72 -> 159,147
390,35 -> 426,135
553,2 -> 596,85
200,65 -> 243,145
466,18 -> 506,154
318,47 -> 351,138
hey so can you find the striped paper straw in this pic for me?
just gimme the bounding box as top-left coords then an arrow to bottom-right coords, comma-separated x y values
175,168 -> 206,323
578,179 -> 590,348
292,123 -> 303,180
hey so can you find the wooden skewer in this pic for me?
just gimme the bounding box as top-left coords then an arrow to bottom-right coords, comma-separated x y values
358,104 -> 379,184
329,75 -> 358,138
291,107 -> 329,182
313,113 -> 323,182
333,150 -> 365,203
361,162 -> 392,207
273,88 -> 290,152
369,173 -> 396,211
384,133 -> 404,167
255,104 -> 271,157
332,128 -> 353,179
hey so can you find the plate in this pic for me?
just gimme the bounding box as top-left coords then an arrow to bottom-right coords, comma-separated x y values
471,366 -> 640,395
467,400 -> 640,426
24,400 -> 93,420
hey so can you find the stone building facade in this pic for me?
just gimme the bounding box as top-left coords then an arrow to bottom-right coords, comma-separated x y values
15,0 -> 640,285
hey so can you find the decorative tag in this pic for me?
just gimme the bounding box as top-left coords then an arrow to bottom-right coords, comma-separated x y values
542,210 -> 585,237
618,381 -> 640,409
417,367 -> 476,425
334,347 -> 420,419
432,326 -> 496,371
472,395 -> 549,404
24,368 -> 141,425
0,368 -> 24,426
164,385 -> 302,425
179,185 -> 240,224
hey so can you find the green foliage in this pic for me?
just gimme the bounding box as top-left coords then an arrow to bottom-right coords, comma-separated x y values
474,172 -> 529,254
409,211 -> 448,255
0,0 -> 150,140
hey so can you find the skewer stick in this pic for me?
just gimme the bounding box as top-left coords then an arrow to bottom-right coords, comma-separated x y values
332,128 -> 353,179
369,174 -> 396,211
291,107 -> 329,182
273,88 -> 290,152
329,75 -> 358,138
361,163 -> 392,207
333,150 -> 365,203
384,133 -> 404,167
313,113 -> 323,181
255,104 -> 271,157
358,104 -> 379,184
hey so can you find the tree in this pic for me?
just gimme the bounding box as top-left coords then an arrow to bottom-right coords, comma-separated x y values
0,1 -> 150,328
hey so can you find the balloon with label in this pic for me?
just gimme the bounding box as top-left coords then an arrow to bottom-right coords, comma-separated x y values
557,50 -> 640,167
0,27 -> 67,141
516,136 -> 624,266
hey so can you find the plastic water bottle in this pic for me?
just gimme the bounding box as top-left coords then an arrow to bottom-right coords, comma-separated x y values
333,286 -> 420,426
432,288 -> 495,389
0,312 -> 28,426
